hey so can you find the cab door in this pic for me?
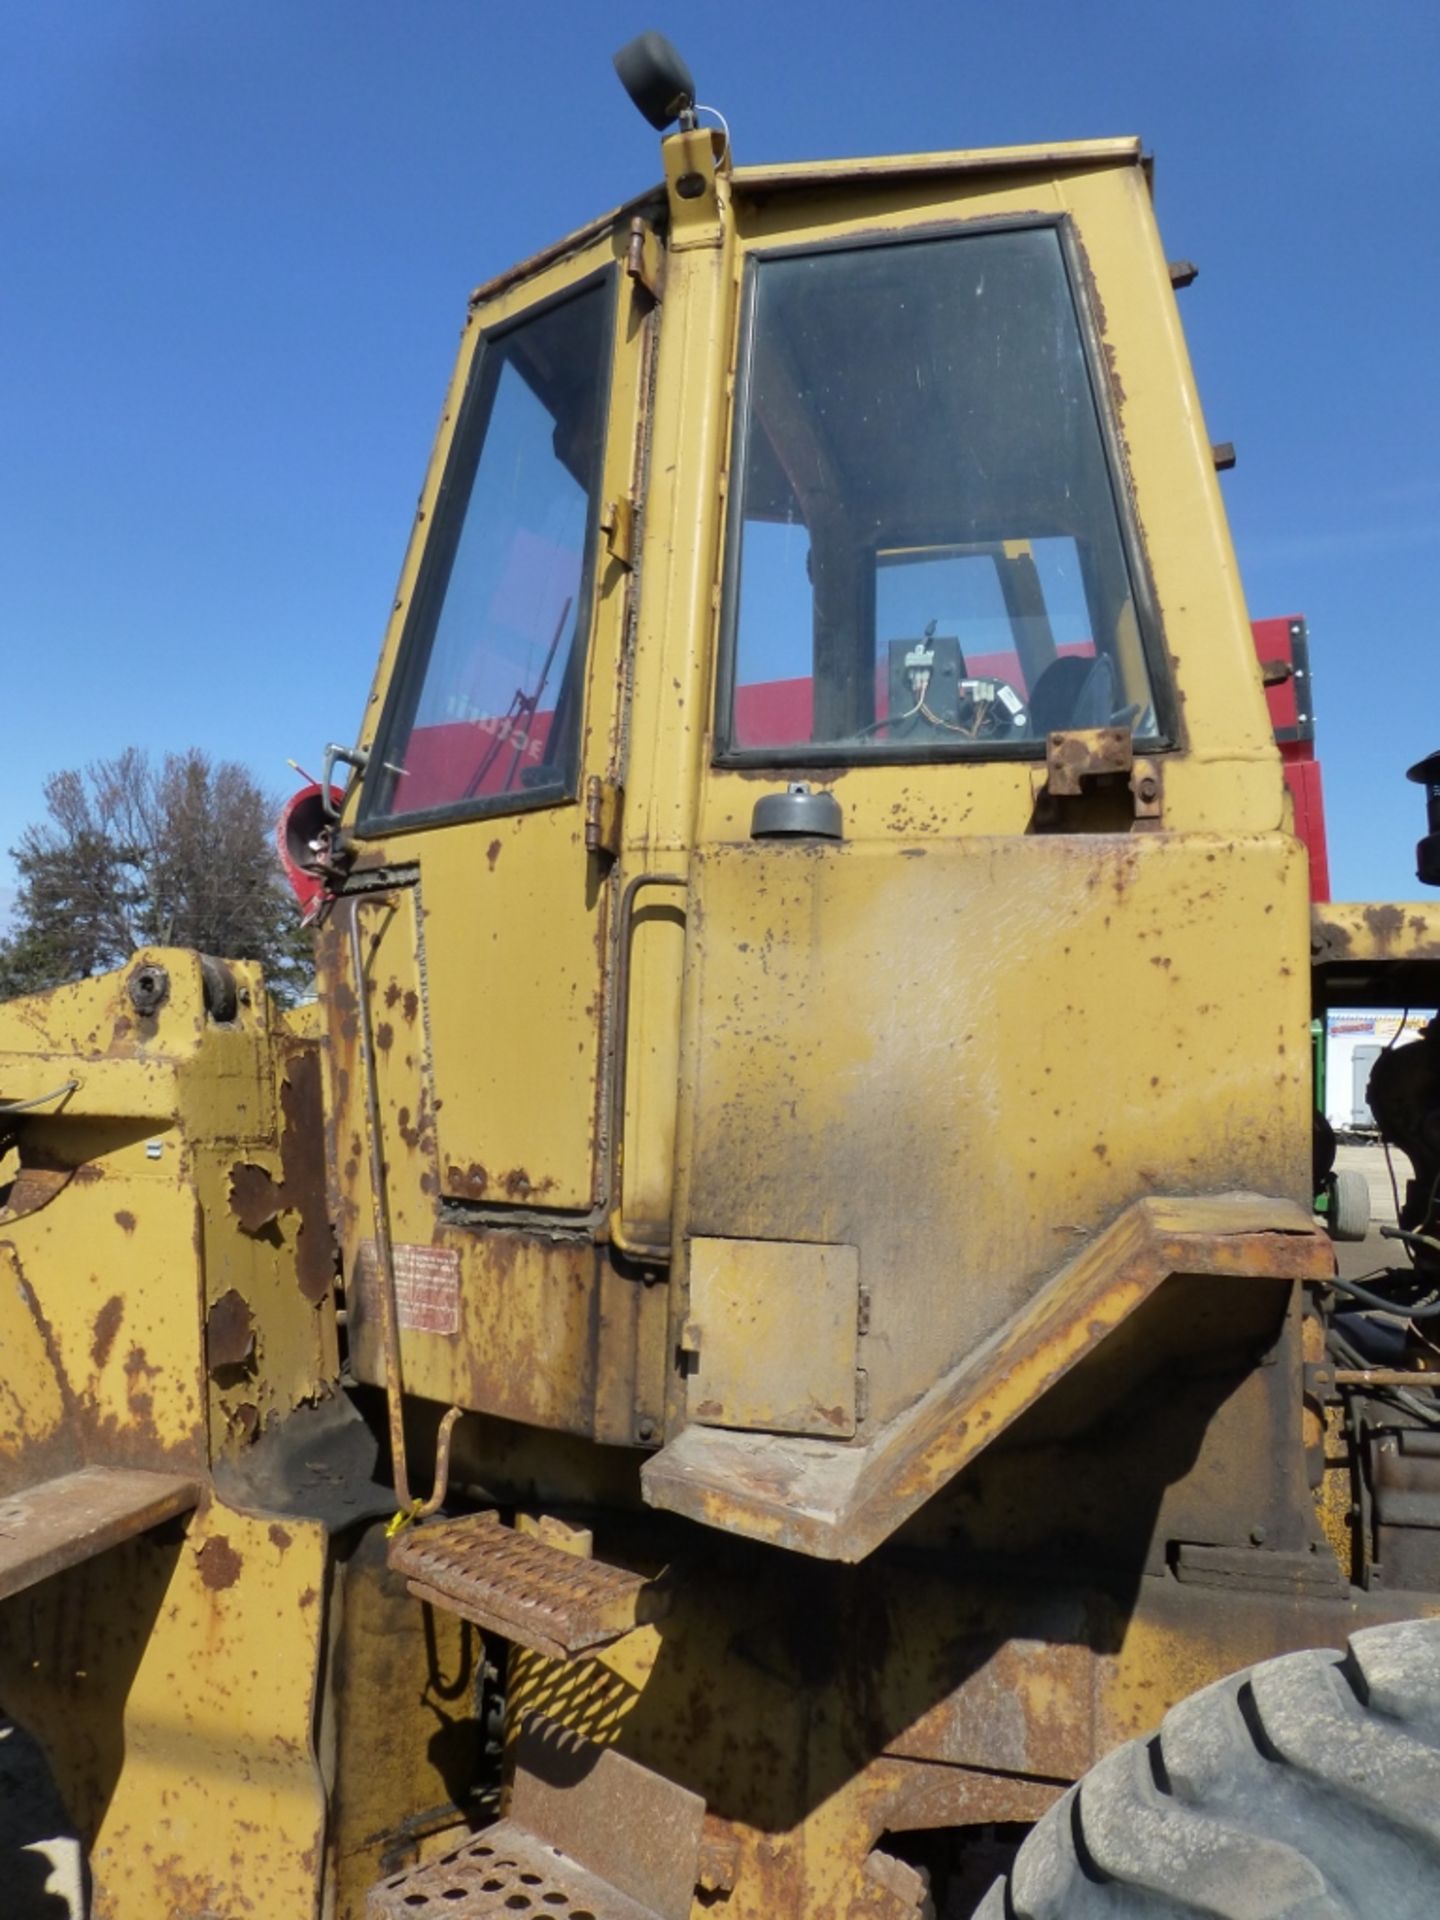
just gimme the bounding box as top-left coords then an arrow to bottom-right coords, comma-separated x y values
666,181 -> 1304,1457
353,226 -> 649,1215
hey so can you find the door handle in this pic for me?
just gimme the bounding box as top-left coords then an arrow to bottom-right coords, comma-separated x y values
608,870 -> 687,1260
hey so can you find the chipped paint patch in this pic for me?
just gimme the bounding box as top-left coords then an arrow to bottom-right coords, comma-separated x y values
90,1296 -> 124,1371
195,1534 -> 243,1590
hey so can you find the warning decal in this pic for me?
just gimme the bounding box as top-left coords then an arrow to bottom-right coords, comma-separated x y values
355,1241 -> 461,1336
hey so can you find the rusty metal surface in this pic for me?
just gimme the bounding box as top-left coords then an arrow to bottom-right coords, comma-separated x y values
729,137 -> 1144,197
871,1561 -> 1440,1794
6,126 -> 1418,1920
369,1818 -> 667,1920
320,884 -> 667,1446
511,1715 -> 704,1920
624,216 -> 662,303
1338,1367 -> 1440,1386
1044,724 -> 1133,795
1311,900 -> 1440,1007
1172,1541 -> 1343,1594
871,1758 -> 1061,1834
468,187 -> 663,307
391,1512 -> 667,1658
912,1274 -> 1322,1579
0,1466 -> 198,1601
646,1194 -> 1332,1560
204,1287 -> 255,1368
0,953 -> 339,1498
202,1030 -> 342,1455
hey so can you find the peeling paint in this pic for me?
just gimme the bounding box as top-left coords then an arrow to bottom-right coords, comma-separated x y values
196,1534 -> 243,1590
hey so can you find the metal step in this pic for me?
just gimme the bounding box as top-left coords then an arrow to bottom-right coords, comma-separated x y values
368,1818 -> 664,1920
389,1513 -> 666,1659
0,1466 -> 199,1602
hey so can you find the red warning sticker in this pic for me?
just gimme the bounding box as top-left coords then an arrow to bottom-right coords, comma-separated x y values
355,1241 -> 460,1336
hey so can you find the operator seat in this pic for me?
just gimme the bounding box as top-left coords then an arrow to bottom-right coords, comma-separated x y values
1027,652 -> 1116,737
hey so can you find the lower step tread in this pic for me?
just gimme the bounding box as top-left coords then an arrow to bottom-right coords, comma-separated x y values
390,1512 -> 663,1658
368,1818 -> 664,1920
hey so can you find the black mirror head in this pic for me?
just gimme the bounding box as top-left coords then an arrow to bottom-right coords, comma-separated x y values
1407,750 -> 1440,887
613,31 -> 696,131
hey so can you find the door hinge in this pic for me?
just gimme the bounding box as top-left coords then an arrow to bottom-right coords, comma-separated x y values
625,216 -> 663,303
584,776 -> 624,858
600,496 -> 635,570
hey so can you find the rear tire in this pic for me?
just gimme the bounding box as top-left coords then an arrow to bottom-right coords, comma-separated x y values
974,1617 -> 1440,1917
1330,1166 -> 1371,1243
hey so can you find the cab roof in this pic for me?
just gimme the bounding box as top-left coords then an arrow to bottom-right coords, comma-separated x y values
470,136 -> 1146,307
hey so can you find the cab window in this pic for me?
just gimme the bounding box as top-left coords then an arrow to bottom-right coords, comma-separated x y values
720,224 -> 1166,762
363,276 -> 612,828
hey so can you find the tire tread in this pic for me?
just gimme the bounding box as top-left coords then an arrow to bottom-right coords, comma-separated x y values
983,1618 -> 1440,1919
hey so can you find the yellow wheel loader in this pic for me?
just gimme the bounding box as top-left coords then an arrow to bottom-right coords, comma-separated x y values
5,34 -> 1440,1920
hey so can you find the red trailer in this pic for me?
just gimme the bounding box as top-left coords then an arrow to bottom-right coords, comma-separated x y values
1252,612 -> 1330,901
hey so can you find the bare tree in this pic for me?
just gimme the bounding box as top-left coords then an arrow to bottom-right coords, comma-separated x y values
0,750 -> 311,1003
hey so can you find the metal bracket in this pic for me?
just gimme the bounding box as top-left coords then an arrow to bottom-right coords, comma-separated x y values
1037,729 -> 1162,824
1044,726 -> 1133,796
321,740 -> 370,821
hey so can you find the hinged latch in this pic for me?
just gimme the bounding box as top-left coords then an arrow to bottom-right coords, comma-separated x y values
1037,727 -> 1163,824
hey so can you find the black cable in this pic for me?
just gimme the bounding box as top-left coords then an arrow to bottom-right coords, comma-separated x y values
1327,1275 -> 1440,1319
1381,1224 -> 1440,1258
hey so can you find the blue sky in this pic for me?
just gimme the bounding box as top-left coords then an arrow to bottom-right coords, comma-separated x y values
3,2 -> 1437,912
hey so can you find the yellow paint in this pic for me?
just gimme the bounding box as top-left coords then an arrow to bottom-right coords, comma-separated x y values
0,954 -> 345,1910
88,1504 -> 329,1917
338,222 -> 651,1215
0,1242 -> 66,1454
0,953 -> 337,1473
678,834 -> 1311,1434
687,1238 -> 859,1436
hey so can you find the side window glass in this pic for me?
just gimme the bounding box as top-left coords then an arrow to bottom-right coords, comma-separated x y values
364,278 -> 611,826
721,228 -> 1164,762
